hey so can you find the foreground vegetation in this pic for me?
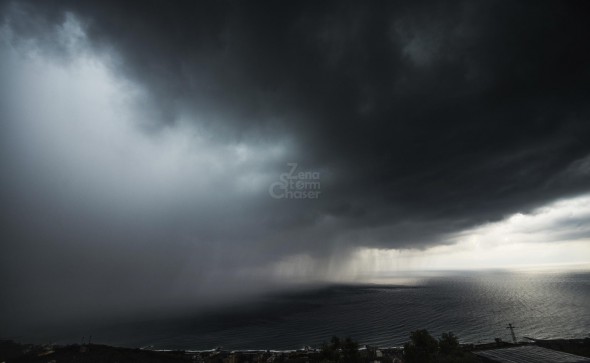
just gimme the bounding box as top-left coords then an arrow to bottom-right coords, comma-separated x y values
315,330 -> 478,363
2,331 -> 476,363
401,330 -> 478,363
6,330 -> 589,363
1,330 -> 478,363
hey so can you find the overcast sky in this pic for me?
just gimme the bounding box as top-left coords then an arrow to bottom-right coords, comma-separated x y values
1,0 -> 590,331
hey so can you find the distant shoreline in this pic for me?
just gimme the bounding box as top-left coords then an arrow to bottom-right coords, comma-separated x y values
2,337 -> 589,362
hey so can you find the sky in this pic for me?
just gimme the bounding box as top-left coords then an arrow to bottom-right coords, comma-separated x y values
1,0 -> 590,331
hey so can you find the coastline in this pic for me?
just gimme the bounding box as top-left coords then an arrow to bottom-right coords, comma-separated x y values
2,337 -> 589,362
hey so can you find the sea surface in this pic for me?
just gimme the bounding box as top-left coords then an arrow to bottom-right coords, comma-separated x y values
48,270 -> 590,349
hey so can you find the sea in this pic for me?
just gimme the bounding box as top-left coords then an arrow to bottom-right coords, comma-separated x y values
35,270 -> 590,350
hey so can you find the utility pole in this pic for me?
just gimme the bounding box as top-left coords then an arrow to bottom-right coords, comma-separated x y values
506,323 -> 517,344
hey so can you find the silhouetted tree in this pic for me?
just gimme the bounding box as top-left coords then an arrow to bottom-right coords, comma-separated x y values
404,329 -> 438,363
404,330 -> 479,363
319,336 -> 359,363
341,337 -> 359,363
439,332 -> 460,356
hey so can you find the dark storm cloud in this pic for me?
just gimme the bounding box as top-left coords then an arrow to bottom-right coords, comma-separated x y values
2,0 -> 590,334
57,0 -> 590,242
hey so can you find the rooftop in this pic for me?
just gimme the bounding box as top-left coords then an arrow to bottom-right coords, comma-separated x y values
474,345 -> 590,363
